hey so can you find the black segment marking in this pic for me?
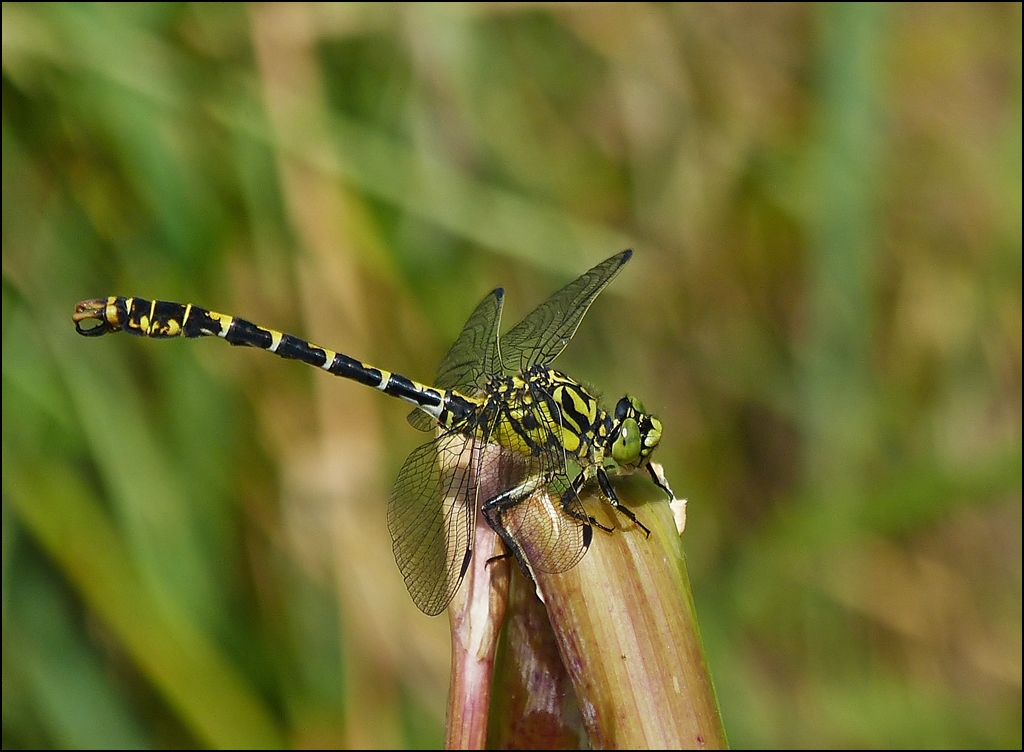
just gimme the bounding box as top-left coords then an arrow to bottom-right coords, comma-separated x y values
224,319 -> 274,349
326,352 -> 386,387
385,374 -> 441,406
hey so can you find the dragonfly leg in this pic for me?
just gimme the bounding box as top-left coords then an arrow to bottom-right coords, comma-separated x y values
481,475 -> 549,580
481,472 -> 603,580
564,471 -> 614,533
646,462 -> 673,498
596,467 -> 652,538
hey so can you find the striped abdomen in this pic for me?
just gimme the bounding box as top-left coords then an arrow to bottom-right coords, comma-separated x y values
72,296 -> 477,426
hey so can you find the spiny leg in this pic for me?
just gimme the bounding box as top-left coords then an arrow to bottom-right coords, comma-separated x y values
595,467 -> 652,538
564,470 -> 615,533
646,463 -> 673,499
482,472 -> 596,579
482,475 -> 543,579
482,474 -> 548,578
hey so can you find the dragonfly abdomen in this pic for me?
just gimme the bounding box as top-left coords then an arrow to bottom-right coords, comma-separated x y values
72,296 -> 450,419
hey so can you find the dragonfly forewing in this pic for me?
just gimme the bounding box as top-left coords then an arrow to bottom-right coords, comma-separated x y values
408,288 -> 504,432
500,249 -> 632,373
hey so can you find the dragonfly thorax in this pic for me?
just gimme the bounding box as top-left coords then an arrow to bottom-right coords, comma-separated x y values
436,368 -> 662,479
483,366 -> 607,463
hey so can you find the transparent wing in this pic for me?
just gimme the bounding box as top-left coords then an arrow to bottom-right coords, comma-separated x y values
499,250 -> 632,374
491,452 -> 591,575
408,288 -> 504,431
387,431 -> 480,616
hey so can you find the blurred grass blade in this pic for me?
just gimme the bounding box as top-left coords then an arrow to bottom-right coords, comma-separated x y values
801,2 -> 887,506
7,549 -> 151,749
3,460 -> 286,749
219,95 -> 643,276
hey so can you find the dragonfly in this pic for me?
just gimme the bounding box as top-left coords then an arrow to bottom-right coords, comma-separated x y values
73,249 -> 667,615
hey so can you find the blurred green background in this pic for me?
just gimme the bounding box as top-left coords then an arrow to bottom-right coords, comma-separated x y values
2,3 -> 1020,748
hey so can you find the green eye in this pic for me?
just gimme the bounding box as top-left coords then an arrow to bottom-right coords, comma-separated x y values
612,417 -> 641,464
646,416 -> 663,451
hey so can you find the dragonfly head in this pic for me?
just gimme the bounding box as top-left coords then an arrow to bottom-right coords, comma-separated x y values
608,395 -> 662,470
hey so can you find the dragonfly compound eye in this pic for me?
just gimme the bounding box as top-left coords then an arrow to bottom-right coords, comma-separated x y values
642,414 -> 664,456
611,416 -> 642,465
